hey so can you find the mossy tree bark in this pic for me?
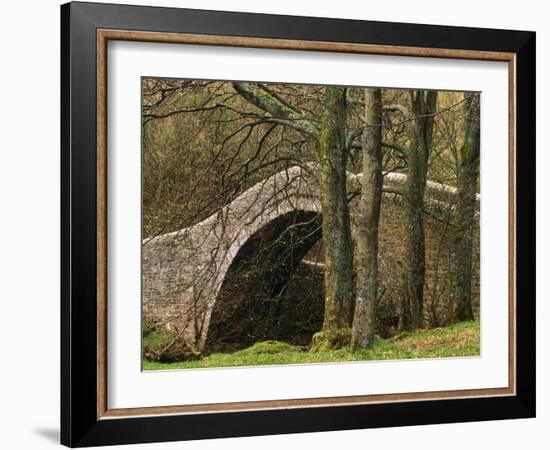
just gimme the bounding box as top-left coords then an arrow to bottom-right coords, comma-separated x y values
399,90 -> 438,331
449,93 -> 480,322
351,88 -> 383,350
310,87 -> 354,351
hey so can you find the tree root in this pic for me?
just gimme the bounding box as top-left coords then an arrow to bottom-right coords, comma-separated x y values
309,328 -> 352,352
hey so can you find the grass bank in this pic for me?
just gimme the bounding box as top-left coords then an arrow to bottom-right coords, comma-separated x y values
143,320 -> 480,371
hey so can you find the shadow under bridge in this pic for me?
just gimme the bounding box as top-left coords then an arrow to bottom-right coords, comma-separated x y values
205,209 -> 325,352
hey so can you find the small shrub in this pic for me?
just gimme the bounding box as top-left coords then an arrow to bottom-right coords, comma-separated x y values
142,320 -> 156,337
142,330 -> 172,360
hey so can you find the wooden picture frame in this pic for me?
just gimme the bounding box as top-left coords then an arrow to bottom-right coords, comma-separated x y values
61,1 -> 535,447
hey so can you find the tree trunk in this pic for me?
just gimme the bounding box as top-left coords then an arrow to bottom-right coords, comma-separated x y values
399,90 -> 438,330
310,87 -> 354,351
351,88 -> 383,350
449,93 -> 480,322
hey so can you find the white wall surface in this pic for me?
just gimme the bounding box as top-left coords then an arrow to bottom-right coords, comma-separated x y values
0,1 -> 545,449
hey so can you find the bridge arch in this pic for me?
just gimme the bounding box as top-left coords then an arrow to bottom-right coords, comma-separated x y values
206,209 -> 323,351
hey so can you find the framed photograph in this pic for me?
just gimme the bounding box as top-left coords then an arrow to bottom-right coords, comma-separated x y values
61,1 -> 535,447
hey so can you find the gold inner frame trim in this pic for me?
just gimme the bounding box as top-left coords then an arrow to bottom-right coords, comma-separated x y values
96,28 -> 517,420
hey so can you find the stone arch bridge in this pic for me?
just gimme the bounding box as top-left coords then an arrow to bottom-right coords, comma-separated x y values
142,165 -> 477,355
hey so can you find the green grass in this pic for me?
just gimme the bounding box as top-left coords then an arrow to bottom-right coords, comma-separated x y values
143,329 -> 173,352
143,321 -> 480,371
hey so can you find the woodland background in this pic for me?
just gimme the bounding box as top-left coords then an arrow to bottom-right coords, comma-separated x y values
141,80 -> 481,367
